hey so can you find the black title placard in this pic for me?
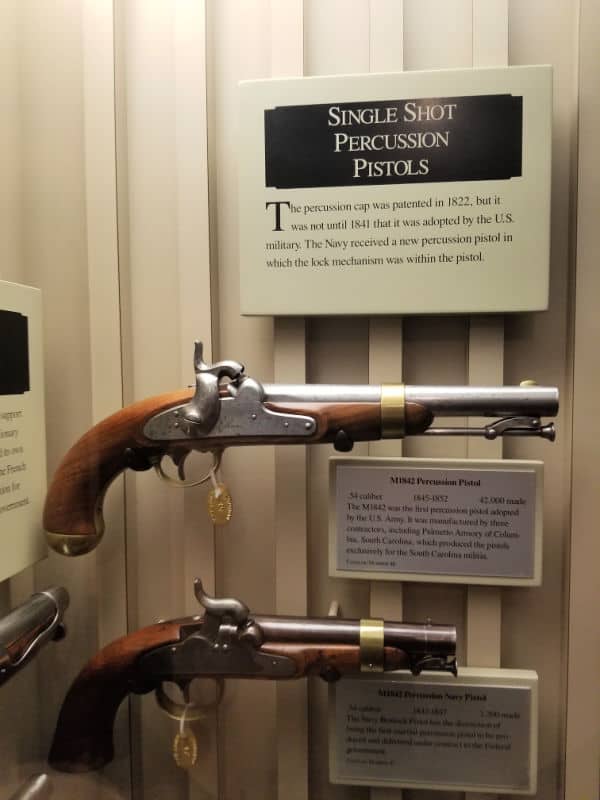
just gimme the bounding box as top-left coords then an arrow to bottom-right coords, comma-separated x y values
0,310 -> 30,395
265,94 -> 522,189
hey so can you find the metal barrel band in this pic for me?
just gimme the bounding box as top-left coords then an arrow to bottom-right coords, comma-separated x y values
381,384 -> 405,438
359,618 -> 385,673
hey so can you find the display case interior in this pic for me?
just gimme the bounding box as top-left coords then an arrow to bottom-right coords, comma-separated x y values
0,1 -> 597,799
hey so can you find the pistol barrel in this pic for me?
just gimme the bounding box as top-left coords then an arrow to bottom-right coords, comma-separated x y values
254,615 -> 456,656
0,587 -> 69,684
261,383 -> 558,418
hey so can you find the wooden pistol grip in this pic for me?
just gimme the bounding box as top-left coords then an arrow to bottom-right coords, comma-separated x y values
43,389 -> 192,556
48,622 -> 181,773
261,643 -> 410,678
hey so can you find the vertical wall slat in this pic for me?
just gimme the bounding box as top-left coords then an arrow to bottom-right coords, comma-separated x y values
506,3 -> 577,796
274,320 -> 309,800
82,0 -> 126,647
566,0 -> 600,796
304,4 -> 371,797
82,1 -> 129,793
368,323 -> 404,800
465,317 -> 504,675
0,1 -> 21,285
14,1 -> 101,795
401,0 -> 473,677
115,1 -> 209,794
0,4 -> 38,792
403,0 -> 473,71
465,5 -> 507,799
367,6 -> 405,799
473,0 -> 508,66
208,3 -> 278,797
270,10 -> 307,799
173,2 -> 219,796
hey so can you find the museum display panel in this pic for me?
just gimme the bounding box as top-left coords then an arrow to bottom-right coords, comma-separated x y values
0,1 -> 598,799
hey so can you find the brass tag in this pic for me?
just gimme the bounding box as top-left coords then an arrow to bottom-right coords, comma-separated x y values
173,731 -> 198,769
207,483 -> 233,525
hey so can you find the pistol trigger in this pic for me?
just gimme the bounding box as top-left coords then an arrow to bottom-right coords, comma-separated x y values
170,449 -> 190,482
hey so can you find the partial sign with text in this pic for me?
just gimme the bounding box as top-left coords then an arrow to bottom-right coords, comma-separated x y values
329,668 -> 538,794
329,457 -> 543,586
0,281 -> 47,580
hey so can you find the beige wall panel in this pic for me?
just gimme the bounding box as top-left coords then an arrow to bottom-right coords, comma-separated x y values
115,0 -> 217,795
208,3 -> 278,798
400,318 -> 468,672
0,1 -> 113,797
172,6 -> 220,796
502,2 -> 576,798
117,3 -> 188,794
303,5 -> 372,798
269,6 -> 308,797
567,2 -> 600,795
0,0 -> 21,285
367,6 -> 405,798
473,0 -> 508,67
274,328 -> 308,797
465,15 -> 506,800
20,0 -> 98,783
81,0 -> 130,793
304,0 -> 370,76
307,318 -> 370,800
403,0 -> 472,71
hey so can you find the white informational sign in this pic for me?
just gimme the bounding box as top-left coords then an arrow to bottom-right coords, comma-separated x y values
0,281 -> 47,580
239,65 -> 552,315
330,668 -> 538,794
329,458 -> 543,586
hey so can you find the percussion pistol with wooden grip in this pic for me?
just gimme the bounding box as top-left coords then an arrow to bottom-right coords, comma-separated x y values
48,578 -> 457,773
44,341 -> 558,556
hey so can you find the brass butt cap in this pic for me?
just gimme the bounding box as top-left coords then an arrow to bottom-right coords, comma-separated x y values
46,531 -> 103,557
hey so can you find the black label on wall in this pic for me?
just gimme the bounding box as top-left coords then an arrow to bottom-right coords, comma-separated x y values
0,310 -> 30,395
265,94 -> 522,189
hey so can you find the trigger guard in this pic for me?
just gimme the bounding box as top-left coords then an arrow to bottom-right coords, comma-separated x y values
153,449 -> 223,489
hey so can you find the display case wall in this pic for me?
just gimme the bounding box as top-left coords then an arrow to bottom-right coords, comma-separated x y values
0,1 -> 597,799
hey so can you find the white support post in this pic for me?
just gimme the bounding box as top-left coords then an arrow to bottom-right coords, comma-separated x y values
368,7 -> 405,799
465,5 -> 508,799
271,4 -> 307,799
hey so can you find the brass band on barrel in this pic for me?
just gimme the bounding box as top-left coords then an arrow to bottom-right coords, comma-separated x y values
381,384 -> 406,438
359,618 -> 385,672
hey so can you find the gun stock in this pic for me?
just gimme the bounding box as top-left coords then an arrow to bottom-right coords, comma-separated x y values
44,395 -> 432,557
43,391 -> 191,556
48,621 -> 182,772
48,630 -> 409,773
49,581 -> 456,773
